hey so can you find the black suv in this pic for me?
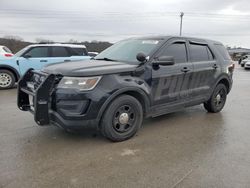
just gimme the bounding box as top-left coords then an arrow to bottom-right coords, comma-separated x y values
17,36 -> 234,142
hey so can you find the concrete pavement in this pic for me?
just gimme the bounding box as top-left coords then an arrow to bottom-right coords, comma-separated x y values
0,65 -> 250,188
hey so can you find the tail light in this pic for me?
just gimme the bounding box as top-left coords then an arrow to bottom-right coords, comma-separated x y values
4,53 -> 13,57
228,62 -> 235,73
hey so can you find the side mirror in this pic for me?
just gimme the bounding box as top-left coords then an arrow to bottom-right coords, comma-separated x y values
152,56 -> 175,66
23,54 -> 31,59
136,52 -> 147,63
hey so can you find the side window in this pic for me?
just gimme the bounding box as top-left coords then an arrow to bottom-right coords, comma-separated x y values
25,47 -> 49,58
190,43 -> 213,62
207,48 -> 214,60
157,42 -> 187,63
51,47 -> 70,57
71,47 -> 88,56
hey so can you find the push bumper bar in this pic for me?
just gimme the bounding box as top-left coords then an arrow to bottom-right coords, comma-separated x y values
17,69 -> 56,125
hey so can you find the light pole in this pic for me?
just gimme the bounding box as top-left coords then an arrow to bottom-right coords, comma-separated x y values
180,12 -> 184,36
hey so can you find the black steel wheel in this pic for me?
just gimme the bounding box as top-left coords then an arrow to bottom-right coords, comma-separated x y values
204,84 -> 227,113
101,95 -> 143,142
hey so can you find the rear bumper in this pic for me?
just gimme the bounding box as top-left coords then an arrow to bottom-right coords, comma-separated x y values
244,64 -> 250,68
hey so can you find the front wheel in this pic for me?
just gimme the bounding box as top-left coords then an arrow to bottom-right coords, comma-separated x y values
101,95 -> 143,142
204,84 -> 227,113
0,69 -> 15,89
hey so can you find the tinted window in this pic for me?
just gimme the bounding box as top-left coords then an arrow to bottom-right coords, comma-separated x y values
26,47 -> 49,58
215,44 -> 231,60
158,42 -> 187,63
207,48 -> 214,60
52,47 -> 70,57
190,43 -> 213,62
71,47 -> 87,56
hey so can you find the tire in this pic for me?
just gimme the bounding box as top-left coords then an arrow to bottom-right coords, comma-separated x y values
101,95 -> 143,142
0,69 -> 15,89
204,84 -> 227,113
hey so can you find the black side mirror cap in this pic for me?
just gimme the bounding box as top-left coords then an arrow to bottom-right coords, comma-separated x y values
136,52 -> 147,63
152,56 -> 175,66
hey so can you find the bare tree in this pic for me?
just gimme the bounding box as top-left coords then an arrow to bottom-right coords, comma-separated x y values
67,39 -> 79,44
35,38 -> 54,43
4,35 -> 23,41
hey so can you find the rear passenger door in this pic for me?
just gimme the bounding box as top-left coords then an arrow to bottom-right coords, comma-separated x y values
151,39 -> 193,106
188,41 -> 219,100
49,46 -> 72,64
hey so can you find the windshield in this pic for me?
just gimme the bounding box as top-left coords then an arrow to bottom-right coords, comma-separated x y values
95,39 -> 163,63
15,46 -> 30,57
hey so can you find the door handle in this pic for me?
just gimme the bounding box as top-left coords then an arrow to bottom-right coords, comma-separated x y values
40,60 -> 48,62
64,59 -> 71,62
212,64 -> 218,69
181,67 -> 191,73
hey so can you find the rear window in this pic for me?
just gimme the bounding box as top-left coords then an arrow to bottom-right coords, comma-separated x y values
215,44 -> 231,60
71,47 -> 88,56
3,46 -> 12,53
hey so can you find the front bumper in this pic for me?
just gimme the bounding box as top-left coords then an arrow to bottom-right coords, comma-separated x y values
244,63 -> 250,69
17,69 -> 103,129
17,69 -> 56,125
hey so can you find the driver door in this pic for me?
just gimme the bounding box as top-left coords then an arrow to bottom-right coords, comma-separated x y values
18,46 -> 50,75
151,39 -> 193,107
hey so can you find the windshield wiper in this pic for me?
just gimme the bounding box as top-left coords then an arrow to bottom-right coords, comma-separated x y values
94,57 -> 117,61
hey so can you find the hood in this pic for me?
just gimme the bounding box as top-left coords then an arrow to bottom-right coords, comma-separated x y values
42,59 -> 138,76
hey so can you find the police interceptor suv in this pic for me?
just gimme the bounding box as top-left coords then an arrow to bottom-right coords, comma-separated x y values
17,36 -> 234,142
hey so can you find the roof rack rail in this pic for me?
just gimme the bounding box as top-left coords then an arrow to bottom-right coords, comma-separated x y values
37,42 -> 56,44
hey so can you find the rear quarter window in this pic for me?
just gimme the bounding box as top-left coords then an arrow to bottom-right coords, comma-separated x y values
71,47 -> 88,56
215,44 -> 231,60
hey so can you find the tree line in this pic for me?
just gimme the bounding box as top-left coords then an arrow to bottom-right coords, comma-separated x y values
0,36 -> 113,53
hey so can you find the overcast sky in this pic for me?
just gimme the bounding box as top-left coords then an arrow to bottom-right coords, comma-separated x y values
1,0 -> 250,47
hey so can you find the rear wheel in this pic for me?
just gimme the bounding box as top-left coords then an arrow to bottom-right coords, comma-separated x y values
0,69 -> 15,89
101,95 -> 143,142
204,84 -> 227,113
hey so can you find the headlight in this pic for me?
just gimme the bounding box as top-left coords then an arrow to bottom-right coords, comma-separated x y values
57,76 -> 101,91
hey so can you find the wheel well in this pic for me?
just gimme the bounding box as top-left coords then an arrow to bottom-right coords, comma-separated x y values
0,67 -> 19,82
97,90 -> 149,130
122,91 -> 149,115
218,78 -> 230,93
